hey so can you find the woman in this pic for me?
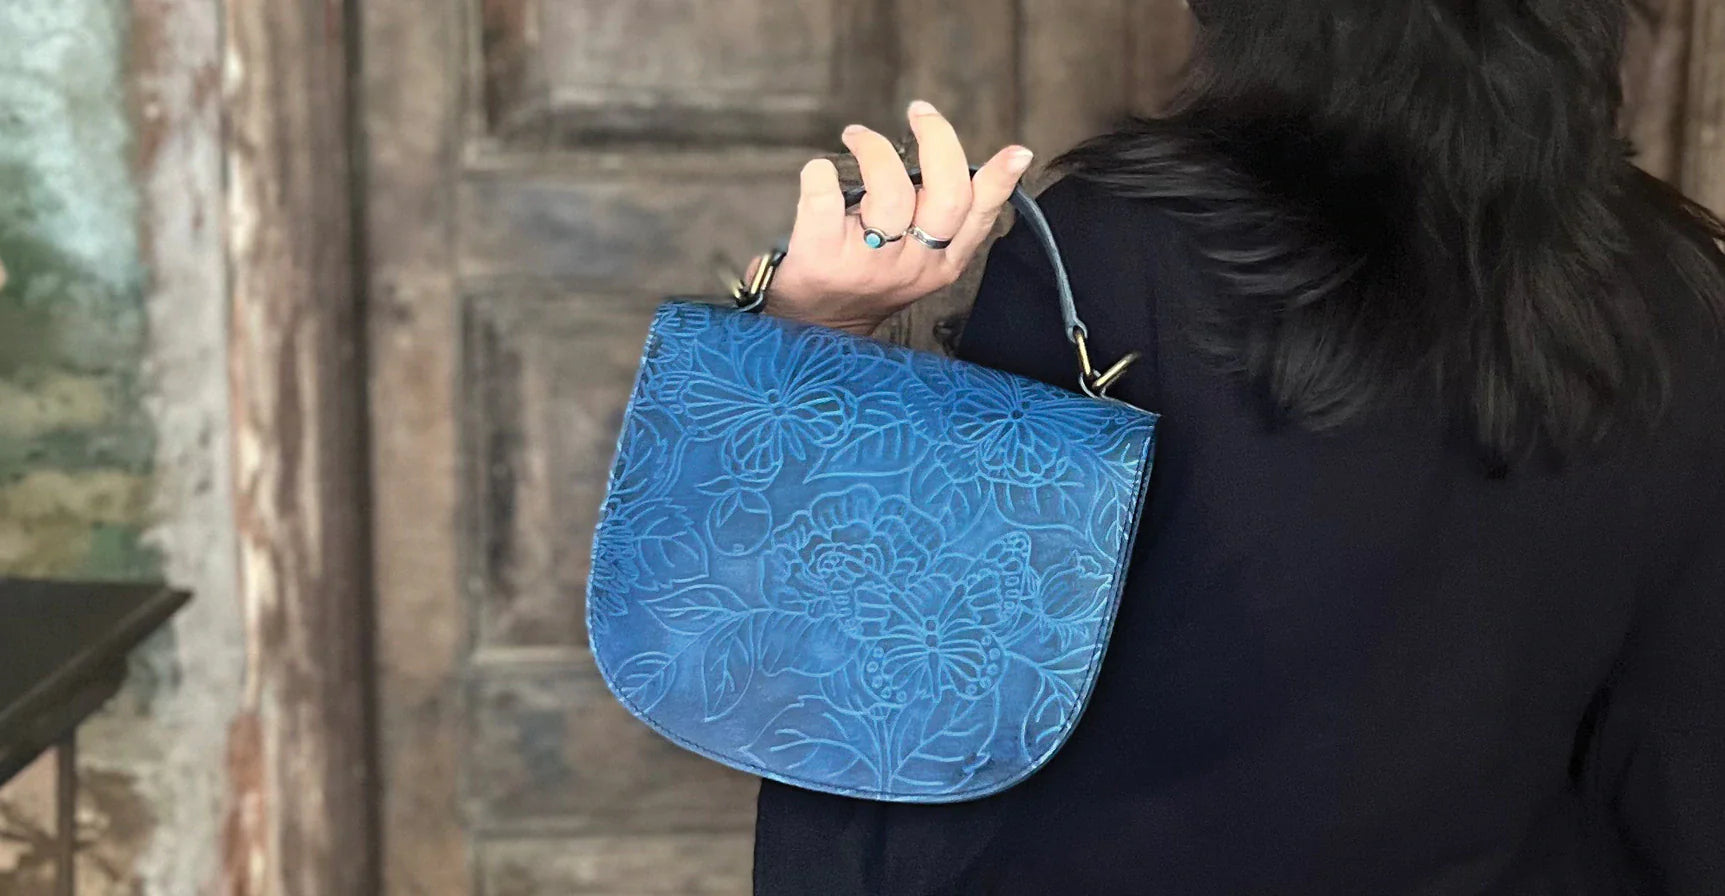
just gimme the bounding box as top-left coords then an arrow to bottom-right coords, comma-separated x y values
750,1 -> 1725,893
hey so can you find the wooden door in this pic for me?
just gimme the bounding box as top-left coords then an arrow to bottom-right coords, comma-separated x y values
356,3 -> 1185,894
359,3 -> 1714,894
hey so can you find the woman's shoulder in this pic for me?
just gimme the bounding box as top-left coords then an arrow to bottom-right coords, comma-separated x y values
1028,173 -> 1208,326
1028,174 -> 1193,249
1000,173 -> 1202,303
958,173 -> 1203,398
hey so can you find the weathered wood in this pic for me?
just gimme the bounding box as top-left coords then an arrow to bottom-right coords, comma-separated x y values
1021,0 -> 1131,157
457,164 -> 803,287
129,3 -> 244,892
369,1 -> 1185,893
463,291 -> 662,650
362,0 -> 469,892
1129,1 -> 1197,115
477,835 -> 753,895
477,0 -> 893,148
881,0 -> 1018,351
1623,0 -> 1694,180
894,0 -> 1017,151
463,666 -> 759,833
221,0 -> 374,893
1683,0 -> 1725,211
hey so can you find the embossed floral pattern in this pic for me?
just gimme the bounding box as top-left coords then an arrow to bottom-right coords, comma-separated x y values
589,301 -> 1158,802
859,571 -> 1004,704
678,322 -> 857,479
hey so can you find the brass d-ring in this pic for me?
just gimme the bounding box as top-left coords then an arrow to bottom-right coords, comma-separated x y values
1073,329 -> 1139,398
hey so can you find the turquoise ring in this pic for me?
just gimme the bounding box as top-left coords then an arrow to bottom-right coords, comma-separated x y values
862,225 -> 905,249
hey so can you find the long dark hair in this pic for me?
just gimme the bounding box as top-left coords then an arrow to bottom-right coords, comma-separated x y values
1055,0 -> 1725,469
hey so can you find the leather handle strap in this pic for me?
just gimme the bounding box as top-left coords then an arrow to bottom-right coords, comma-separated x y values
841,166 -> 1088,342
739,165 -> 1139,397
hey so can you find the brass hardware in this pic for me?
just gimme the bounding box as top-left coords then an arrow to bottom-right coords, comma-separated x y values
1072,329 -> 1139,399
1073,328 -> 1094,375
1091,353 -> 1141,393
730,249 -> 787,313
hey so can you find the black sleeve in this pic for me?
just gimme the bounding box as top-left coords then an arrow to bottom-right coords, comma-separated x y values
953,178 -> 1159,401
1590,484 -> 1725,893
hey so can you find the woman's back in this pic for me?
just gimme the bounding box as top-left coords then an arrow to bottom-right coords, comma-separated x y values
754,177 -> 1725,894
750,2 -> 1725,890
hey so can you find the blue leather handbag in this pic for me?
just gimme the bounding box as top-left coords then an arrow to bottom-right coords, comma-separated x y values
587,177 -> 1159,803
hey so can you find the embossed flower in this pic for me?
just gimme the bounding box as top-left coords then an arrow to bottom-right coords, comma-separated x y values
677,326 -> 859,479
766,486 -> 944,623
1030,552 -> 1114,644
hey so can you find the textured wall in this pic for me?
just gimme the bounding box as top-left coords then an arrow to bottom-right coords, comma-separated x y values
0,0 -> 238,894
0,1 -> 152,579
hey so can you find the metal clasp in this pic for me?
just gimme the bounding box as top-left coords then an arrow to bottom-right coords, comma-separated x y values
719,249 -> 787,313
1073,328 -> 1140,399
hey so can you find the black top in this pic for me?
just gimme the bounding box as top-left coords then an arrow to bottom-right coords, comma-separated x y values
753,178 -> 1725,895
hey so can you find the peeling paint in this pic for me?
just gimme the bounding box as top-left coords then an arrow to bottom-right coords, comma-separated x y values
1,1 -> 237,894
0,469 -> 152,525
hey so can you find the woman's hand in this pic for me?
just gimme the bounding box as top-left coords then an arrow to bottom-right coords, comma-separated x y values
762,100 -> 1035,336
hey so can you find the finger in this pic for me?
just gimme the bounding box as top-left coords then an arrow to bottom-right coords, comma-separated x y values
945,145 -> 1035,264
787,157 -> 847,255
841,124 -> 917,245
904,100 -> 972,244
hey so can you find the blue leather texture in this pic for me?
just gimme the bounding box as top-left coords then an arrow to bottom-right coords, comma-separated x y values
588,301 -> 1158,803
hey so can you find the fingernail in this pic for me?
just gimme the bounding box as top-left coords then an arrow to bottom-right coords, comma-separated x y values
1007,148 -> 1035,173
842,124 -> 865,138
908,99 -> 938,117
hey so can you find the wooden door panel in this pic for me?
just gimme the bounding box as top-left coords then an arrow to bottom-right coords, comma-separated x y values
477,834 -> 754,895
457,167 -> 804,286
463,667 -> 759,833
479,0 -> 896,146
369,1 -> 1197,893
464,291 -> 659,650
454,0 -> 915,888
369,2 -> 1714,892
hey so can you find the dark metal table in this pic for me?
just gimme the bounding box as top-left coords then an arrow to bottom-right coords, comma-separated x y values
0,579 -> 190,896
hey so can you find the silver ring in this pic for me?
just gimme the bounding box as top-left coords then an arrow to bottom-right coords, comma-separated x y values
907,225 -> 954,251
862,225 -> 905,250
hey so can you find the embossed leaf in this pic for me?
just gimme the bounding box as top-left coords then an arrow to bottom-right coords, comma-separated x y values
612,652 -> 677,713
585,586 -> 627,634
823,422 -> 918,477
823,391 -> 918,475
644,584 -> 754,636
754,612 -> 852,676
816,658 -> 877,714
889,692 -> 999,791
1000,477 -> 1089,529
1021,670 -> 1081,760
701,617 -> 757,721
626,500 -> 708,589
743,697 -> 879,784
923,475 -> 985,539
